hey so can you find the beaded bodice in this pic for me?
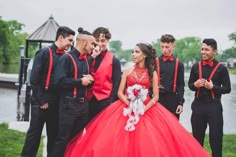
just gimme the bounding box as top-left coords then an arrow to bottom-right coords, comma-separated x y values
127,67 -> 150,89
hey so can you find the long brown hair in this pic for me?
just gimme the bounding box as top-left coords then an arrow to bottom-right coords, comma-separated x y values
136,43 -> 157,80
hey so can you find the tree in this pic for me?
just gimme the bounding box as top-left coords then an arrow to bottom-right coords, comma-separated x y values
0,18 -> 27,64
222,48 -> 236,61
228,32 -> 236,46
109,40 -> 132,61
223,32 -> 236,62
116,49 -> 132,61
174,37 -> 202,67
152,39 -> 162,57
0,18 -> 9,63
109,40 -> 122,53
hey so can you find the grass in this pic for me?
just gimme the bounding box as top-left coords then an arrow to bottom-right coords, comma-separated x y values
0,123 -> 44,157
0,123 -> 236,157
229,68 -> 236,75
204,134 -> 236,157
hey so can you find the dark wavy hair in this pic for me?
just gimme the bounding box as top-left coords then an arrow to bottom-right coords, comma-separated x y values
92,27 -> 111,40
136,43 -> 157,80
160,34 -> 175,43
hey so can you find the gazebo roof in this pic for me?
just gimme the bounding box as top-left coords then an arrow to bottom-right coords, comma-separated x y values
26,15 -> 60,42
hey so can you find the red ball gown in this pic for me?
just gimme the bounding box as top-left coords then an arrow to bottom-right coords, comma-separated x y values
65,67 -> 210,157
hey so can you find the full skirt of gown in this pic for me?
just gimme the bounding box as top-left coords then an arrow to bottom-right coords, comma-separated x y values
64,100 -> 210,157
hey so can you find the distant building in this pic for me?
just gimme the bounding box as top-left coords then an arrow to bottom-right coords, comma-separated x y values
227,58 -> 236,68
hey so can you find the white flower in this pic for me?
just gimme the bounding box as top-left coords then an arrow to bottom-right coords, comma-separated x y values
123,84 -> 148,131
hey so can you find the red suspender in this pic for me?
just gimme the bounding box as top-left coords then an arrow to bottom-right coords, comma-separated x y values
209,63 -> 221,98
173,59 -> 179,92
196,62 -> 202,97
156,58 -> 179,93
209,63 -> 221,79
197,62 -> 221,98
156,58 -> 160,88
45,47 -> 53,90
68,54 -> 78,98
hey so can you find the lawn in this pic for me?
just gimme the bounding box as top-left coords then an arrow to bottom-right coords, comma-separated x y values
204,134 -> 236,157
229,68 -> 236,75
0,123 -> 43,157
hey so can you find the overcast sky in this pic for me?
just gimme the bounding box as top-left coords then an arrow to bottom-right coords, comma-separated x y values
1,0 -> 236,50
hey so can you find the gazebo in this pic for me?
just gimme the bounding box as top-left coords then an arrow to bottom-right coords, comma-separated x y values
25,15 -> 60,57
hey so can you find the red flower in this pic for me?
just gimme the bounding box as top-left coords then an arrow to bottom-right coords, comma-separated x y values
133,89 -> 140,97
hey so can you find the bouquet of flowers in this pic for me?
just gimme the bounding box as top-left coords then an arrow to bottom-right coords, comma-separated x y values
123,84 -> 148,131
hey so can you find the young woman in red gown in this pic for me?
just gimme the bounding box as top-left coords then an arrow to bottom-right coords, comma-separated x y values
64,43 -> 211,157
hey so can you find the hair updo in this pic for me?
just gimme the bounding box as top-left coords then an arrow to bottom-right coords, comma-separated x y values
77,27 -> 92,35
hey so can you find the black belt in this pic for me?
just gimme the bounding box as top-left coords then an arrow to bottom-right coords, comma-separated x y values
64,96 -> 86,103
77,97 -> 85,103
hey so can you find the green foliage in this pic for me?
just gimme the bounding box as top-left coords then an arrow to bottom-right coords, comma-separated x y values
27,42 -> 40,58
218,31 -> 236,62
0,18 -> 28,64
1,16 -> 236,67
0,123 -> 43,157
221,47 -> 236,62
109,40 -> 132,61
152,39 -> 161,57
116,49 -> 132,61
228,32 -> 236,46
109,40 -> 122,53
0,18 -> 9,63
174,37 -> 202,68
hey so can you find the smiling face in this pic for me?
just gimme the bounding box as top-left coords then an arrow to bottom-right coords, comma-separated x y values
201,43 -> 216,61
58,34 -> 74,51
95,33 -> 109,51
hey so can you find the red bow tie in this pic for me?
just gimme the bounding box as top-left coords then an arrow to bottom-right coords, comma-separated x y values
100,51 -> 107,56
203,61 -> 213,67
163,56 -> 174,62
79,54 -> 87,60
56,48 -> 66,55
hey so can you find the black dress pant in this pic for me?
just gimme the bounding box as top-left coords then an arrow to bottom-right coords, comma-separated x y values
88,96 -> 112,122
21,95 -> 59,157
191,98 -> 223,157
158,92 -> 179,119
50,96 -> 88,157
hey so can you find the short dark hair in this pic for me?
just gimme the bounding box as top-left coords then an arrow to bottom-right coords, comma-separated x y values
202,38 -> 217,50
55,26 -> 75,40
160,34 -> 175,43
92,27 -> 111,40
